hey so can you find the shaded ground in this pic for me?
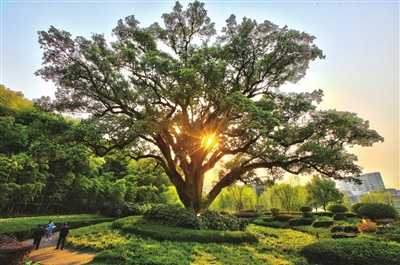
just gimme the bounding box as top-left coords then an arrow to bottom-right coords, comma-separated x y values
23,233 -> 94,265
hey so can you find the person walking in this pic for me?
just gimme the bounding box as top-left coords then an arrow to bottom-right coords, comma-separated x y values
46,220 -> 56,240
32,224 -> 45,250
56,222 -> 69,250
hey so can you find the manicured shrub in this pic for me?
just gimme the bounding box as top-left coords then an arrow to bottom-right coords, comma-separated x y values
376,221 -> 400,242
300,238 -> 400,265
354,203 -> 398,220
288,217 -> 315,226
270,208 -> 280,216
330,225 -> 358,233
357,219 -> 377,233
117,218 -> 257,244
252,219 -> 289,228
144,204 -> 201,229
345,212 -> 357,218
314,212 -> 333,217
200,211 -> 247,231
312,220 -> 334,228
328,204 -> 348,214
351,203 -> 365,214
233,211 -> 260,219
274,214 -> 296,222
333,213 -> 346,220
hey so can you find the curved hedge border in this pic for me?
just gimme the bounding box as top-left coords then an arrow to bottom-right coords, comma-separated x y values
300,238 -> 400,265
113,216 -> 257,244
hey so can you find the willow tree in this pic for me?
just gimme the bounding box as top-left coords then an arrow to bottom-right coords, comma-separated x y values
37,1 -> 383,213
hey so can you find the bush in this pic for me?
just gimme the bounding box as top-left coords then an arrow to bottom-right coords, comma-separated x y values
333,213 -> 346,220
328,204 -> 348,214
312,220 -> 334,228
357,219 -> 377,233
300,206 -> 312,213
144,205 -> 201,229
314,212 -> 333,217
351,203 -> 365,214
288,217 -> 315,226
143,205 -> 247,231
330,225 -> 358,233
274,214 -> 296,222
300,238 -> 400,265
354,203 -> 398,220
200,211 -> 247,231
376,221 -> 400,242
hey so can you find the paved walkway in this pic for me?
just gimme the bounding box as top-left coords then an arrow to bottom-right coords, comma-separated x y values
23,233 -> 94,265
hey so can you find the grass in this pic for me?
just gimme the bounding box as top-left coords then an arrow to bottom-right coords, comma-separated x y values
0,214 -> 113,239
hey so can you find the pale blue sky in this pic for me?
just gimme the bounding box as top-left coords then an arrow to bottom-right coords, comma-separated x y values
1,0 -> 399,188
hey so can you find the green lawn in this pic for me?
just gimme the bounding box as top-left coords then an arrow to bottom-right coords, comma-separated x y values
0,214 -> 113,239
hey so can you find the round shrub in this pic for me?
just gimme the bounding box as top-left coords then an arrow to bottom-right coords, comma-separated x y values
233,211 -> 260,219
312,220 -> 334,228
355,203 -> 398,220
333,213 -> 346,220
300,238 -> 400,265
328,204 -> 348,214
288,217 -> 315,226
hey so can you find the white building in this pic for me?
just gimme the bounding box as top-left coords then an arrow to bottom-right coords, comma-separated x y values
336,172 -> 385,197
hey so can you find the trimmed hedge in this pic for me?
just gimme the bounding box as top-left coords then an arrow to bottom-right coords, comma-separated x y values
314,212 -> 333,217
300,238 -> 400,265
333,213 -> 346,220
312,220 -> 334,228
354,203 -> 398,220
274,214 -> 296,222
252,219 -> 289,228
114,217 -> 257,244
144,205 -> 247,231
288,217 -> 315,226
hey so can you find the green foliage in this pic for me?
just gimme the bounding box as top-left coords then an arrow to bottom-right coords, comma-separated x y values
211,185 -> 257,212
376,221 -> 400,243
333,213 -> 346,220
300,238 -> 400,265
328,204 -> 348,213
274,214 -> 296,222
300,206 -> 312,213
354,203 -> 398,219
306,176 -> 343,211
360,191 -> 394,205
261,184 -> 308,211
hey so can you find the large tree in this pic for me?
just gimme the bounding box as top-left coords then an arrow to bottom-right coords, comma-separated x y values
36,1 -> 383,213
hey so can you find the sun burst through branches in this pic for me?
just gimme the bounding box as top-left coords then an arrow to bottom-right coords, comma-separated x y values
201,133 -> 218,149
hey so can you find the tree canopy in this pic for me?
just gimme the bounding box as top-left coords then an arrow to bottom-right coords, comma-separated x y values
36,1 -> 383,212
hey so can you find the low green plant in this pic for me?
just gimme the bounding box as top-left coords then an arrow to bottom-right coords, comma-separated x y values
328,204 -> 348,214
300,238 -> 400,265
312,220 -> 334,228
274,214 -> 296,222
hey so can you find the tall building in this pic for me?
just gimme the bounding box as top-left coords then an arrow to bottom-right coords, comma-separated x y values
336,172 -> 385,197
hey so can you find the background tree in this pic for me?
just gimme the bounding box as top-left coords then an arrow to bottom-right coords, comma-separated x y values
360,191 -> 394,205
36,1 -> 383,212
211,185 -> 257,212
306,176 -> 343,211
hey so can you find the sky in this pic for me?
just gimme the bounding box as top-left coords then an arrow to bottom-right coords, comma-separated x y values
1,0 -> 399,188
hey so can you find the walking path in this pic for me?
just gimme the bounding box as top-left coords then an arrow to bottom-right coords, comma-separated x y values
23,233 -> 94,265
